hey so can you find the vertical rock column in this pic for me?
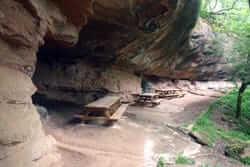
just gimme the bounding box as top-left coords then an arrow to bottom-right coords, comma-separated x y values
0,0 -> 61,166
0,39 -> 60,167
0,67 -> 37,167
0,0 -> 94,166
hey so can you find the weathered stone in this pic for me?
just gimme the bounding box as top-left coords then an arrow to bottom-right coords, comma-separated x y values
33,62 -> 141,104
189,131 -> 212,146
0,103 -> 40,145
0,64 -> 60,167
241,147 -> 250,159
0,67 -> 36,102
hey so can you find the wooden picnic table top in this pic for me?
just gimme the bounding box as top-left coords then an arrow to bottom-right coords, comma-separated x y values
85,96 -> 121,110
137,93 -> 159,97
155,88 -> 182,91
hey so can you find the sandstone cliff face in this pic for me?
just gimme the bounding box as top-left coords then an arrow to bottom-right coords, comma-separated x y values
32,2 -> 232,105
31,0 -> 200,105
0,0 -> 91,166
75,15 -> 230,80
0,0 -> 230,167
77,0 -> 202,78
33,61 -> 141,105
171,18 -> 232,80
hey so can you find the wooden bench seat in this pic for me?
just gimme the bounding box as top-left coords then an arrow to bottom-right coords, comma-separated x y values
74,115 -> 109,121
133,93 -> 161,106
152,99 -> 162,105
155,88 -> 185,99
162,94 -> 179,97
110,104 -> 129,121
178,93 -> 185,97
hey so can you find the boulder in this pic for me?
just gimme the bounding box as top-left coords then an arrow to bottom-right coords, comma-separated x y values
189,131 -> 212,146
242,147 -> 250,158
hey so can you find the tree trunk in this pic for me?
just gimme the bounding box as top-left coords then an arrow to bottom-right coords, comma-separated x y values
236,82 -> 249,119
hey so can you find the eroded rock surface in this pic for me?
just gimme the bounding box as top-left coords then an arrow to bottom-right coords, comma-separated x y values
33,61 -> 141,104
0,0 -> 91,166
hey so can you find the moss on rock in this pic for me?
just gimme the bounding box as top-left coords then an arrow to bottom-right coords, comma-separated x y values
224,143 -> 246,160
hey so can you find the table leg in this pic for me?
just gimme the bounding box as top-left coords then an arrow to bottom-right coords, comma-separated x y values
104,110 -> 111,120
84,111 -> 90,118
83,111 -> 90,124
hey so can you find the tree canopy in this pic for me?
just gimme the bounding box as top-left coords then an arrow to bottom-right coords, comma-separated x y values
200,0 -> 250,118
200,0 -> 249,80
200,0 -> 250,35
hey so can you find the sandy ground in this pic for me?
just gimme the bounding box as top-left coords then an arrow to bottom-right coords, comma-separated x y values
42,90 -> 245,167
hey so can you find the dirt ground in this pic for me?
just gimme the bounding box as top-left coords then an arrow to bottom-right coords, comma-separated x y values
42,90 -> 246,167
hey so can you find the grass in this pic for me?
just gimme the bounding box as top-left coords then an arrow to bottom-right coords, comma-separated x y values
192,107 -> 217,146
192,88 -> 250,164
157,157 -> 165,167
193,89 -> 250,144
240,157 -> 250,165
175,154 -> 195,165
217,89 -> 250,120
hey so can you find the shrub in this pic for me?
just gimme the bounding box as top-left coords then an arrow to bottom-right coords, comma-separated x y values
175,154 -> 195,165
157,157 -> 165,167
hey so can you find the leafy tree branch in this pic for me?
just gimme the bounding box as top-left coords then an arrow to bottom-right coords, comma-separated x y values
209,0 -> 240,15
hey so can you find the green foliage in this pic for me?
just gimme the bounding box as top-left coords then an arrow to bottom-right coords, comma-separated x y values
193,89 -> 250,146
240,156 -> 250,165
206,33 -> 225,56
217,89 -> 250,122
225,143 -> 246,159
157,157 -> 165,167
175,154 -> 195,165
201,0 -> 250,34
217,89 -> 250,136
230,38 -> 250,83
192,105 -> 218,146
224,142 -> 250,164
192,89 -> 250,165
200,0 -> 250,83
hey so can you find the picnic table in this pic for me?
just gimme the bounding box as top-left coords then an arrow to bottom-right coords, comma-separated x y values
133,93 -> 161,106
154,88 -> 185,98
75,96 -> 128,123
